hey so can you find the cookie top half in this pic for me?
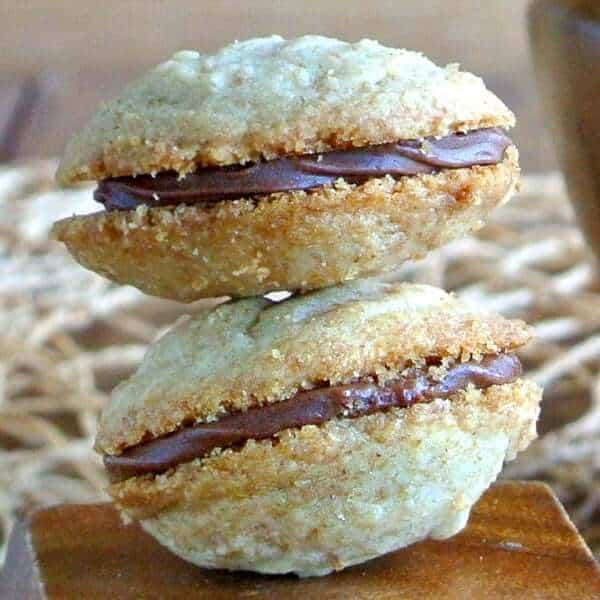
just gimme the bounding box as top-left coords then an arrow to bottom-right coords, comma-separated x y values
96,279 -> 531,455
57,35 -> 514,184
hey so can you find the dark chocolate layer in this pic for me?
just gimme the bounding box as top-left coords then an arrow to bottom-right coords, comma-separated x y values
96,128 -> 512,211
104,353 -> 521,482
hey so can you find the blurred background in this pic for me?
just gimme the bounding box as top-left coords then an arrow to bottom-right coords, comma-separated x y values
1,0 -> 599,565
1,0 -> 554,170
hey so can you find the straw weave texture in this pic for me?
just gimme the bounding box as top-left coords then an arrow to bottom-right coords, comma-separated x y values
1,162 -> 598,562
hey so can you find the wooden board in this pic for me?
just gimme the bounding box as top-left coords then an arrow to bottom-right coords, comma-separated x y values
1,482 -> 599,599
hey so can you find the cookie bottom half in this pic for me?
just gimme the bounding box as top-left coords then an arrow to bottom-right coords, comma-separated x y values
52,150 -> 518,302
110,379 -> 540,576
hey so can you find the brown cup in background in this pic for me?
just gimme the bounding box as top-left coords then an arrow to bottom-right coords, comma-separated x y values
529,0 -> 600,261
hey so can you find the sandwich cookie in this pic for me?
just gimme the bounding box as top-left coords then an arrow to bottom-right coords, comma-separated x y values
52,36 -> 519,301
97,280 -> 542,576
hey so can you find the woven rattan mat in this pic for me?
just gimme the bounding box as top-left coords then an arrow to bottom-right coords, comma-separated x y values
1,162 -> 599,563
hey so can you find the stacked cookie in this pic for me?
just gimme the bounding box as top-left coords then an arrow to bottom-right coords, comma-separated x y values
52,36 -> 542,576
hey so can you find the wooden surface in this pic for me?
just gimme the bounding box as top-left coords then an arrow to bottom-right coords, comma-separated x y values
0,0 -> 555,171
1,482 -> 599,599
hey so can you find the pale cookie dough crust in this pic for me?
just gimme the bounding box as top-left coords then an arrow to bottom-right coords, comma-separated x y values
52,149 -> 519,303
95,279 -> 532,455
56,35 -> 514,184
109,380 -> 541,576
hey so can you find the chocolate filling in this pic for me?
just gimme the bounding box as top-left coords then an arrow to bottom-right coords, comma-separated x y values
104,353 -> 521,482
96,127 -> 512,211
